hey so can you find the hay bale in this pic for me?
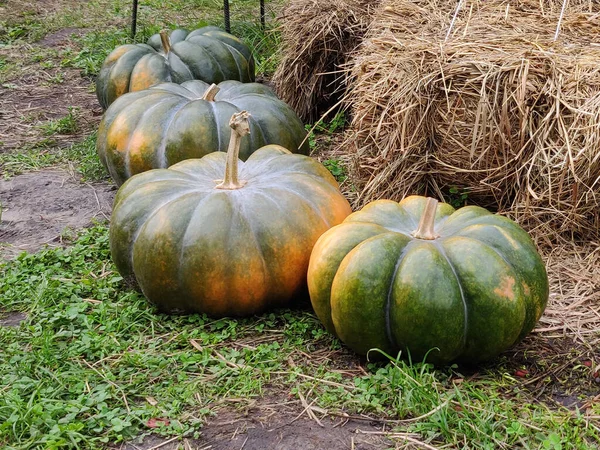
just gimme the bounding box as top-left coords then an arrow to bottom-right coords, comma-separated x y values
346,0 -> 600,243
272,0 -> 380,122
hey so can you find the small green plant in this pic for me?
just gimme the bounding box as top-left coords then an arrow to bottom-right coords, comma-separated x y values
39,107 -> 79,135
1,20 -> 44,44
48,72 -> 64,84
447,185 -> 469,208
231,21 -> 281,76
322,158 -> 347,183
304,112 -> 347,151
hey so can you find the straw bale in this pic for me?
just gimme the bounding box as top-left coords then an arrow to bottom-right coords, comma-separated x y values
272,0 -> 380,122
346,0 -> 600,243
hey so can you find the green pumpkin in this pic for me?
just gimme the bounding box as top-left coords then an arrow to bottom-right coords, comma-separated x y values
307,196 -> 549,364
96,80 -> 309,186
110,112 -> 351,317
96,26 -> 255,109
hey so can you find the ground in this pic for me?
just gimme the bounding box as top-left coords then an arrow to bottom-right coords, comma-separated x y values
0,1 -> 599,449
0,170 -> 114,257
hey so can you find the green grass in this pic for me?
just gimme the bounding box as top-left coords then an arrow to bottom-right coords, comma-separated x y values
38,108 -> 79,136
1,226 -> 598,449
304,112 -> 349,183
0,133 -> 107,182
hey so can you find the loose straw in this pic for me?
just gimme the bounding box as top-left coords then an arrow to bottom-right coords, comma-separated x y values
554,0 -> 569,40
445,0 -> 464,42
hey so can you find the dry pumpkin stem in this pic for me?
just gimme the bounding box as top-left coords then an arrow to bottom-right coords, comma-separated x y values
215,111 -> 251,190
159,30 -> 171,54
412,197 -> 439,240
342,0 -> 600,245
202,83 -> 220,101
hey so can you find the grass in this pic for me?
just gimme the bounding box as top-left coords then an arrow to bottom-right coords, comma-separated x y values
305,112 -> 349,183
0,133 -> 107,182
38,107 -> 79,136
1,226 -> 598,449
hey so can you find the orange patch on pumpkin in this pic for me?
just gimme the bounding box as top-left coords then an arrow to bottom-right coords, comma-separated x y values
494,277 -> 516,300
106,45 -> 137,64
130,70 -> 163,92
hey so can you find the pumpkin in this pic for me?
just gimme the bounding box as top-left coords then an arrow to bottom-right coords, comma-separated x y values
307,196 -> 549,364
96,26 -> 255,109
110,111 -> 351,317
97,80 -> 309,186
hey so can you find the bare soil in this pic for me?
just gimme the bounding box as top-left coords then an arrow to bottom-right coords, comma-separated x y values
0,53 -> 102,153
0,169 -> 115,258
0,311 -> 27,327
116,398 -> 393,450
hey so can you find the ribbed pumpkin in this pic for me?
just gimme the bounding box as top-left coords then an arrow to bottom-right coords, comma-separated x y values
96,26 -> 255,109
97,80 -> 309,186
110,111 -> 351,317
308,196 -> 549,364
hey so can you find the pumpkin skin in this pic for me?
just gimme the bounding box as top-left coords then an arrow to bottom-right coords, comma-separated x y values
96,26 -> 255,109
110,132 -> 351,317
96,80 -> 309,186
307,196 -> 549,365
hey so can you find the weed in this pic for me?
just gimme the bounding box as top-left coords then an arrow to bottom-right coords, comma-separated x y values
48,72 -> 65,84
322,159 -> 347,183
62,29 -> 132,77
446,186 -> 469,208
0,226 -> 326,448
305,112 -> 347,151
39,107 -> 79,136
230,21 -> 281,76
0,20 -> 44,44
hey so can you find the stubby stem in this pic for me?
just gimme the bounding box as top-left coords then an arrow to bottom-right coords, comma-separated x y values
159,30 -> 171,53
202,84 -> 220,101
412,197 -> 440,240
215,111 -> 251,190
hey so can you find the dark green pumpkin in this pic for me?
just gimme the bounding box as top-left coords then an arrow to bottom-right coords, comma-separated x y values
110,112 -> 351,317
96,26 -> 255,109
307,196 -> 549,365
96,80 -> 309,186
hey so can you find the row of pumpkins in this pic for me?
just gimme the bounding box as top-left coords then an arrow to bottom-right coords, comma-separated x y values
94,27 -> 549,365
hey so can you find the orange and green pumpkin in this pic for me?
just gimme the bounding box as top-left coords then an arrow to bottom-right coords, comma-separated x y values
96,27 -> 255,109
307,196 -> 549,365
97,80 -> 309,186
110,111 -> 351,317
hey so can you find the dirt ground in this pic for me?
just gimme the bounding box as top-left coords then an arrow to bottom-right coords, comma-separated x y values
115,400 -> 394,450
0,28 -> 102,153
0,169 -> 115,258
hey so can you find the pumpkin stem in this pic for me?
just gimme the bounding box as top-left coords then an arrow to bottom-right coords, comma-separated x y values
215,111 -> 251,190
159,30 -> 171,54
202,84 -> 220,101
412,197 -> 440,240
